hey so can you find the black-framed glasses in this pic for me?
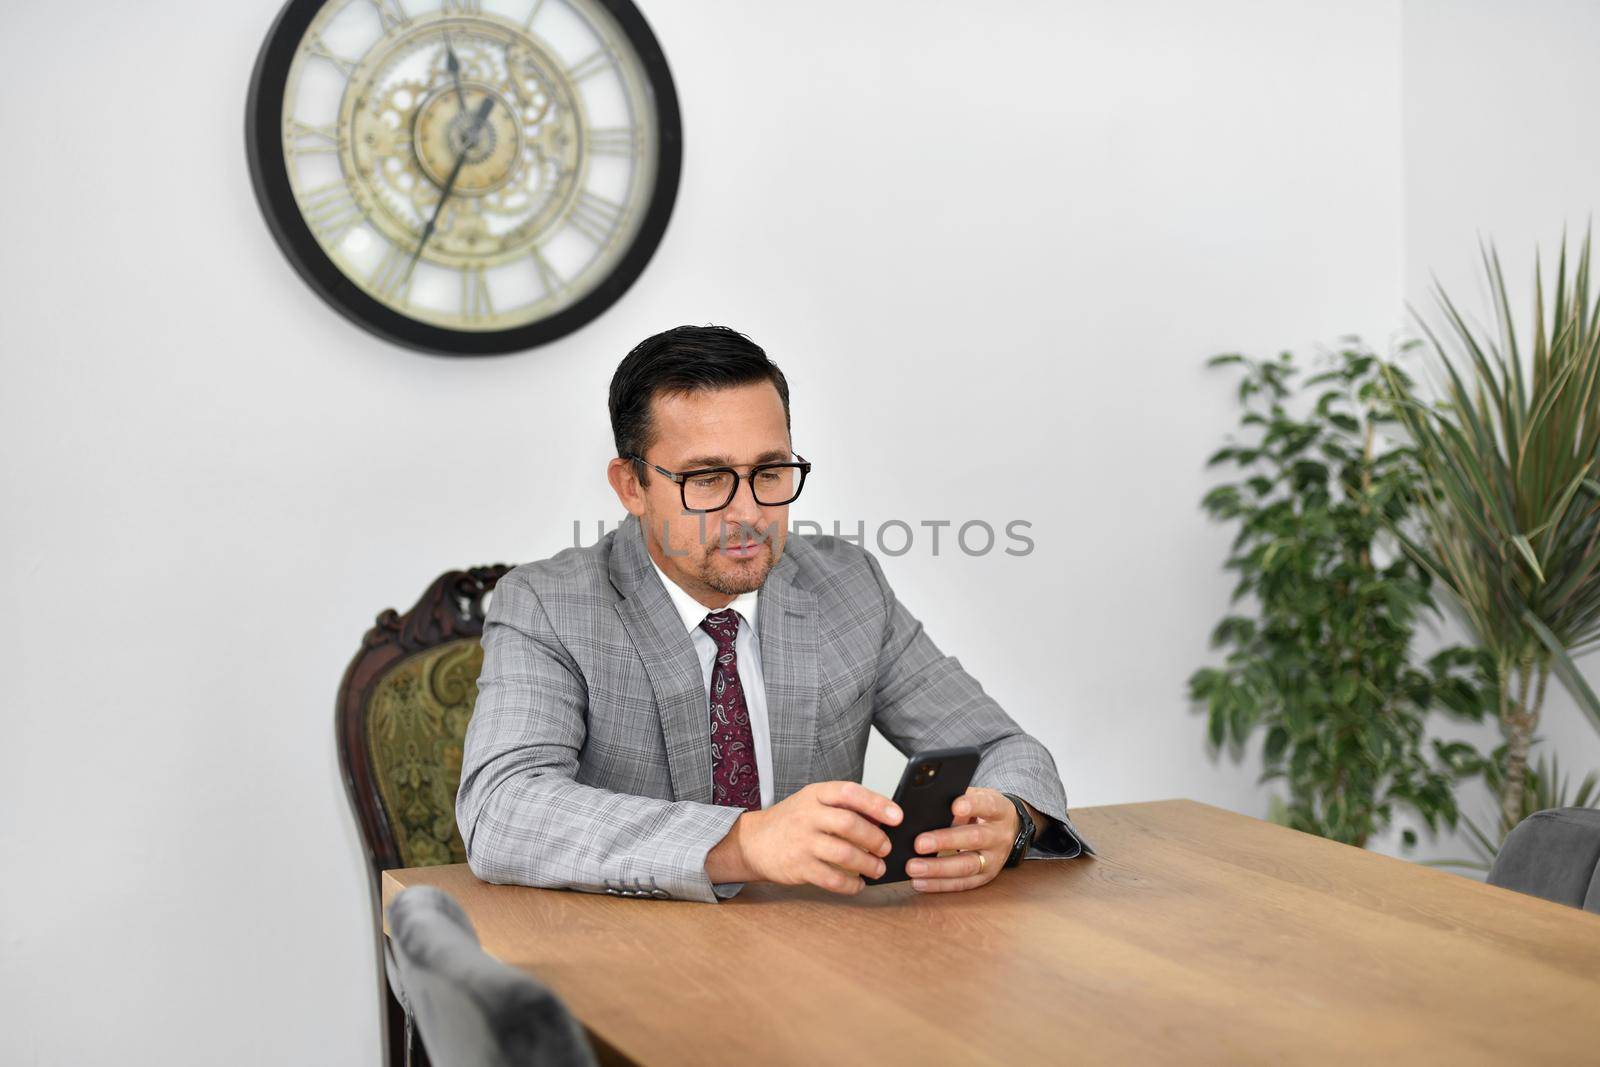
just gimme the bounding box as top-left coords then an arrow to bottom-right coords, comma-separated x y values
625,452 -> 812,512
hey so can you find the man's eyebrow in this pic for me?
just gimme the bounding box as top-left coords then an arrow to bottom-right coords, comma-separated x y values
678,449 -> 792,468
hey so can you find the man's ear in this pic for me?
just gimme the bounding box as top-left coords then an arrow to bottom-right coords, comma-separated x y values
607,457 -> 648,517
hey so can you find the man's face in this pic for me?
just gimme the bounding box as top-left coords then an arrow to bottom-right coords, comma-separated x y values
610,380 -> 793,607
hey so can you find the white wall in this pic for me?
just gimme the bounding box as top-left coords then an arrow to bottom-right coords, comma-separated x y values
1386,0 -> 1600,862
29,0 -> 1597,1063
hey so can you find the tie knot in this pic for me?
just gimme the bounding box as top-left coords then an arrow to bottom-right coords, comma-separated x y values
699,608 -> 740,648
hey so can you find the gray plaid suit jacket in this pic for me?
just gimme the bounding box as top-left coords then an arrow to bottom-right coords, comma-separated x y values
457,513 -> 1093,904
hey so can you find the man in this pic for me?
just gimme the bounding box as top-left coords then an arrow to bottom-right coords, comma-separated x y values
457,325 -> 1093,903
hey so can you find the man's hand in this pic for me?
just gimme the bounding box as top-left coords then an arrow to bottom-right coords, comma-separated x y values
905,787 -> 1022,893
706,781 -> 902,895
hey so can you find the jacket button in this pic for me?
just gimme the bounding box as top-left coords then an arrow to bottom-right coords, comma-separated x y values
651,889 -> 669,899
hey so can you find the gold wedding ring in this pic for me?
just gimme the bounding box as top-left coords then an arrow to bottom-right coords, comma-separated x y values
976,851 -> 987,873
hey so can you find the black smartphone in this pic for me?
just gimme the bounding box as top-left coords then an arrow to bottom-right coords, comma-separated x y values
864,746 -> 981,886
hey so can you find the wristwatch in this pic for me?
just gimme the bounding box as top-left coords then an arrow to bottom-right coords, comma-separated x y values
1000,792 -> 1036,868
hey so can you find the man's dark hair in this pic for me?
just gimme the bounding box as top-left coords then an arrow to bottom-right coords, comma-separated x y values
609,325 -> 791,483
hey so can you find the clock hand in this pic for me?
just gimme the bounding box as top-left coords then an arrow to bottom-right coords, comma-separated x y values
406,95 -> 495,280
443,32 -> 467,111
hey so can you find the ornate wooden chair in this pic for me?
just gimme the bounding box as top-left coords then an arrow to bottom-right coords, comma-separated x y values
337,565 -> 512,1067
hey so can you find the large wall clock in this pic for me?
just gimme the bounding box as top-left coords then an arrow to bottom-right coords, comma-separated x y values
246,0 -> 681,355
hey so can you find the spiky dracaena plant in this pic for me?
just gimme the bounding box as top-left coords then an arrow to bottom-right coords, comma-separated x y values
1383,233 -> 1600,838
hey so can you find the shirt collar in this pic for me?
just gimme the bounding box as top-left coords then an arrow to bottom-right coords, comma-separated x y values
649,556 -> 761,635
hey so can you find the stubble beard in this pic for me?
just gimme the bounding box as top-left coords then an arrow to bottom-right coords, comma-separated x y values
698,524 -> 779,596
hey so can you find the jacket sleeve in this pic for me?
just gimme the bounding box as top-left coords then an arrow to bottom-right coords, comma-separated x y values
456,572 -> 744,902
860,552 -> 1095,860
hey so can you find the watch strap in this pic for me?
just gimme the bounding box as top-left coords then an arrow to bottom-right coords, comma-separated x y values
1001,792 -> 1036,868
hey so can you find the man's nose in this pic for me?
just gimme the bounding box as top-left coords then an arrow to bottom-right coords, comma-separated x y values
722,473 -> 764,525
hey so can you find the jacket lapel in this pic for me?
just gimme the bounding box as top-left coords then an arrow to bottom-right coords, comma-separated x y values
609,514 -> 822,807
611,515 -> 715,805
757,550 -> 820,803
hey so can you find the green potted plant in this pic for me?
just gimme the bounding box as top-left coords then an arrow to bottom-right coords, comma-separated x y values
1191,343 -> 1496,848
1382,233 -> 1600,837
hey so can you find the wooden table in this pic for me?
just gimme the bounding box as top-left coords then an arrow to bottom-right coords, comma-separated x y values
381,799 -> 1600,1064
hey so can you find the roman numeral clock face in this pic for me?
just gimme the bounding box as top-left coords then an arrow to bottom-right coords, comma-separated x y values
246,0 -> 681,355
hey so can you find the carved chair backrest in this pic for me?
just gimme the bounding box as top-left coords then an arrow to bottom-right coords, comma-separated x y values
337,566 -> 511,883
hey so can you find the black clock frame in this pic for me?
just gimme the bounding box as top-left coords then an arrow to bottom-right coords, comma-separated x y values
245,0 -> 682,357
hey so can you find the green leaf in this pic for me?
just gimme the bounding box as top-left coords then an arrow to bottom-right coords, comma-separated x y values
1261,540 -> 1286,569
1209,617 -> 1256,648
1201,485 -> 1242,514
1188,667 -> 1225,699
1331,674 -> 1358,704
1315,389 -> 1345,416
1508,534 -> 1545,585
1523,610 -> 1600,734
1229,697 -> 1251,743
1205,447 -> 1238,467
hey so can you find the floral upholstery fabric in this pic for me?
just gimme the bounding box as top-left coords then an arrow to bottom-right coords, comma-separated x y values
368,638 -> 483,868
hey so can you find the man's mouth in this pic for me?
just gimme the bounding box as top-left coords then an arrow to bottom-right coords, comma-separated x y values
719,540 -> 764,559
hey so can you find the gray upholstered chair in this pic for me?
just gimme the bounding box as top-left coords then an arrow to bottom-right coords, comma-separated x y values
1487,807 -> 1600,913
386,886 -> 598,1067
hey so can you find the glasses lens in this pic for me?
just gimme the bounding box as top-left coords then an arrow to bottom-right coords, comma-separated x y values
752,464 -> 803,505
683,470 -> 737,510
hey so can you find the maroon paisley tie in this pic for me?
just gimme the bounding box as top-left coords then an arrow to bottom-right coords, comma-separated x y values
699,609 -> 761,811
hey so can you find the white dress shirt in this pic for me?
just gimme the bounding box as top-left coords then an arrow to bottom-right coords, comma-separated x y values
648,557 -> 776,810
